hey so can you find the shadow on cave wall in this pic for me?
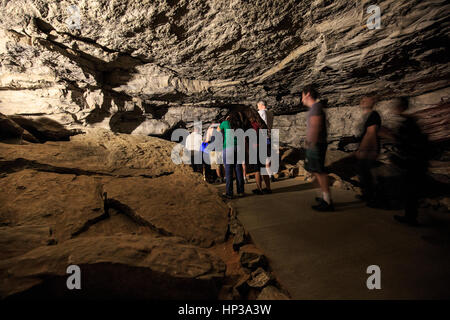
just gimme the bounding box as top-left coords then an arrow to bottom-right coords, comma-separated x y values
84,91 -> 132,126
107,102 -> 172,135
109,109 -> 146,134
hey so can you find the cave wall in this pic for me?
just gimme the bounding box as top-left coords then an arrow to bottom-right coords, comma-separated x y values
0,0 -> 449,142
276,86 -> 450,148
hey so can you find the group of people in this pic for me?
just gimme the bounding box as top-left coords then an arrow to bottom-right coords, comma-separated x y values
185,101 -> 275,199
301,85 -> 428,226
217,102 -> 275,199
186,84 -> 429,227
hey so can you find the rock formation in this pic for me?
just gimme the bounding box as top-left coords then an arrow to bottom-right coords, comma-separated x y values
0,125 -> 231,299
0,0 -> 449,299
0,0 -> 449,139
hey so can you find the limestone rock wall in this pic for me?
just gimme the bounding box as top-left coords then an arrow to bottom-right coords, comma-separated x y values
1,0 -> 449,137
275,87 -> 450,148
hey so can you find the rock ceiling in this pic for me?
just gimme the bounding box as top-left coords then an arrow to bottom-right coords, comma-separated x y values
0,0 -> 449,121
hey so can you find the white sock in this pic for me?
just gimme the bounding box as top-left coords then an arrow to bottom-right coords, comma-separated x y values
323,192 -> 331,204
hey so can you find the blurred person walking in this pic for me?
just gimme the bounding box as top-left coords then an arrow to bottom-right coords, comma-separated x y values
388,98 -> 429,226
302,85 -> 333,211
355,96 -> 382,206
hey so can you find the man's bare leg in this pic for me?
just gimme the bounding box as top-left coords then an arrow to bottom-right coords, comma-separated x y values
266,159 -> 275,181
262,174 -> 271,191
255,172 -> 263,191
316,173 -> 331,204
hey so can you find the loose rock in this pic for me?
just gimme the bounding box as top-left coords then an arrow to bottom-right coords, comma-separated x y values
247,268 -> 272,289
257,286 -> 290,300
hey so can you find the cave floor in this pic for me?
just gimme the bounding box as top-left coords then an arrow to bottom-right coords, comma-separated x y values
217,177 -> 450,299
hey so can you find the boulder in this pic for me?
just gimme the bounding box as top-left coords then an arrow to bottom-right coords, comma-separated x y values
240,247 -> 268,271
232,228 -> 247,252
295,160 -> 313,181
229,216 -> 244,236
131,118 -> 171,136
9,116 -> 80,142
257,286 -> 290,300
0,113 -> 38,143
247,268 -> 272,289
0,235 -> 226,300
233,274 -> 251,298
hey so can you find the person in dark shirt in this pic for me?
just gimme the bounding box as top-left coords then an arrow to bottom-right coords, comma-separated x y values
244,107 -> 272,195
388,98 -> 429,226
355,96 -> 381,205
302,85 -> 333,211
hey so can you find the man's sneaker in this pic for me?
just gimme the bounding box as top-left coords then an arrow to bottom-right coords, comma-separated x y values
394,215 -> 419,227
312,199 -> 334,212
262,188 -> 272,194
252,189 -> 264,195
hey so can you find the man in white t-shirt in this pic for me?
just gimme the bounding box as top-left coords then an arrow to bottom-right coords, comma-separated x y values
205,123 -> 224,183
257,101 -> 274,132
257,101 -> 275,184
185,127 -> 203,172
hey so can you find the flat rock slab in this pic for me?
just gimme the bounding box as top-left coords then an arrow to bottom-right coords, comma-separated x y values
103,172 -> 229,247
0,130 -> 230,299
257,286 -> 290,300
9,115 -> 77,142
0,169 -> 104,244
0,130 -> 229,247
0,225 -> 52,260
0,235 -> 226,299
0,129 -> 178,176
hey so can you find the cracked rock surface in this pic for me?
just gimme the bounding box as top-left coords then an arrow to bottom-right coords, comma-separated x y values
0,235 -> 226,299
0,128 -> 229,299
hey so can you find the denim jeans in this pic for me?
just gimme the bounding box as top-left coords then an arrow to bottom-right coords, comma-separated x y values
223,146 -> 244,196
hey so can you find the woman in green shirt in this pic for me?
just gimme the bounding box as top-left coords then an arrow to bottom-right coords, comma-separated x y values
217,111 -> 245,199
